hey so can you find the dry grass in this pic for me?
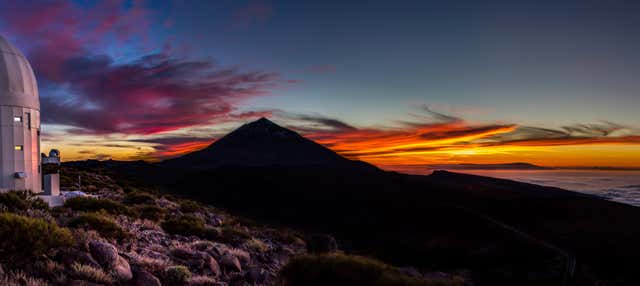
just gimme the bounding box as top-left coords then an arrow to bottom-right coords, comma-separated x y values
0,270 -> 50,286
70,263 -> 114,284
188,275 -> 217,285
244,238 -> 270,253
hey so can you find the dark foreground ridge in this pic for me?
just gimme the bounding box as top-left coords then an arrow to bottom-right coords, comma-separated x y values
65,118 -> 640,286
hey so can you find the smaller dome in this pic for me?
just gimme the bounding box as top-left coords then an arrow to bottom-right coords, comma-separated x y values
0,35 -> 39,110
49,149 -> 60,158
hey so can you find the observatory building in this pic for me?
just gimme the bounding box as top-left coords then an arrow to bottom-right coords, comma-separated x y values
0,35 -> 41,192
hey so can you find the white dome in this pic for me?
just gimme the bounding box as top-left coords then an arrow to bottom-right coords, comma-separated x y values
0,35 -> 39,110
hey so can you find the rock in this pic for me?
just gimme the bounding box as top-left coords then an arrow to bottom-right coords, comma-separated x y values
245,267 -> 268,284
68,280 -> 103,286
113,256 -> 133,281
133,270 -> 161,286
306,234 -> 338,254
89,241 -> 119,268
219,253 -> 242,272
170,247 -> 216,273
228,249 -> 251,266
208,255 -> 221,277
88,241 -> 132,281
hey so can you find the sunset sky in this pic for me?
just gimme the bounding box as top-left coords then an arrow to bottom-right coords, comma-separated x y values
1,0 -> 639,173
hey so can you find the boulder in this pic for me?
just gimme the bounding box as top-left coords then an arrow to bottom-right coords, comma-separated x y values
133,270 -> 161,286
113,256 -> 133,281
229,249 -> 251,266
306,234 -> 338,254
219,253 -> 242,272
170,247 -> 217,273
245,267 -> 268,284
88,241 -> 132,281
89,241 -> 119,268
207,255 -> 221,277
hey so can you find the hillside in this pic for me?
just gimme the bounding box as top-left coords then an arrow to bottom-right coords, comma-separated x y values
63,118 -> 640,286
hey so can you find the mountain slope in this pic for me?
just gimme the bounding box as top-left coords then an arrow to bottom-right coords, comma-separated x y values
162,118 -> 373,170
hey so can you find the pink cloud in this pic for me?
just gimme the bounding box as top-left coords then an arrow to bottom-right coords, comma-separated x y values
0,1 -> 282,136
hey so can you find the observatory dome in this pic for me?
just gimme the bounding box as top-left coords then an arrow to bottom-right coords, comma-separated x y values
0,35 -> 39,110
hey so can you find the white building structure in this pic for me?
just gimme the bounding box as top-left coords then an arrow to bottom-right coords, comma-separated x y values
0,35 -> 41,192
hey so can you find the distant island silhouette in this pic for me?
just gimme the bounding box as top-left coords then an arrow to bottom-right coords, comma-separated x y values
427,162 -> 553,170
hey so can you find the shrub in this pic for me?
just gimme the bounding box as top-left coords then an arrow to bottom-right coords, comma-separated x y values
220,225 -> 252,244
244,238 -> 270,253
70,263 -> 114,284
124,191 -> 156,205
279,254 -> 464,286
68,213 -> 128,240
0,191 -> 49,212
180,200 -> 201,213
34,260 -> 65,278
64,197 -> 134,216
161,215 -> 206,236
137,205 -> 166,221
164,265 -> 191,285
0,213 -> 73,264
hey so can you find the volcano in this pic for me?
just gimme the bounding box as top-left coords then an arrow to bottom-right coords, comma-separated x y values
162,117 -> 374,170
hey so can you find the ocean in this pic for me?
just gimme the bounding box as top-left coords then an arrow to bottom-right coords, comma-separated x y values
439,170 -> 640,207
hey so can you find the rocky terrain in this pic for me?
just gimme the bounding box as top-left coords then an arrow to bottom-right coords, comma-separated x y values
0,167 -> 466,286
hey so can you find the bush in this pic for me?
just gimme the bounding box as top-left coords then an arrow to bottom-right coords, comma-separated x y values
164,265 -> 192,285
64,197 -> 134,216
68,213 -> 128,240
279,254 -> 464,286
138,205 -> 166,221
220,225 -> 252,244
162,215 -> 205,236
70,262 -> 114,284
0,191 -> 49,212
124,191 -> 156,205
0,213 -> 73,264
180,200 -> 201,213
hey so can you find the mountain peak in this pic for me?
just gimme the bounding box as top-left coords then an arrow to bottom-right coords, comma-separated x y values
162,117 -> 371,170
230,117 -> 300,140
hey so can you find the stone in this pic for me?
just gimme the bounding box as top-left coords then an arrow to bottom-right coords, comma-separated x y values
88,240 -> 132,281
245,267 -> 268,284
89,241 -> 119,268
113,256 -> 133,281
133,270 -> 161,286
219,253 -> 242,272
208,255 -> 221,277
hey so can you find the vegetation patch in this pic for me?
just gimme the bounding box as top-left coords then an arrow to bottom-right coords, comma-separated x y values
64,197 -> 135,217
68,213 -> 129,240
179,200 -> 201,213
0,191 -> 49,212
164,265 -> 192,285
70,262 -> 114,284
137,204 -> 166,221
0,213 -> 73,264
220,225 -> 252,244
124,191 -> 156,205
279,254 -> 464,286
162,215 -> 205,236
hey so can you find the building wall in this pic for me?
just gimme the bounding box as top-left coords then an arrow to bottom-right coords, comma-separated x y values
0,105 -> 40,192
